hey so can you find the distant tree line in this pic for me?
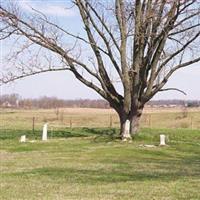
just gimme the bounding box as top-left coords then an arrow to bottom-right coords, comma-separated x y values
0,93 -> 20,105
0,94 -> 199,109
148,100 -> 200,107
0,94 -> 110,109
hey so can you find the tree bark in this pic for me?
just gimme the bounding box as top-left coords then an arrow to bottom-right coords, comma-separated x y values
117,106 -> 143,140
130,108 -> 143,136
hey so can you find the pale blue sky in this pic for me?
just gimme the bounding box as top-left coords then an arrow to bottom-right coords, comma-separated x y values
1,0 -> 200,100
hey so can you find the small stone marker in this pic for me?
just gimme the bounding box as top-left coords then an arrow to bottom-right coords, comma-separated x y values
42,123 -> 48,141
139,144 -> 156,148
160,134 -> 166,146
20,135 -> 26,142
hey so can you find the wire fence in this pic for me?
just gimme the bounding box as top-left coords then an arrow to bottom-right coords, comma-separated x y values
1,108 -> 199,133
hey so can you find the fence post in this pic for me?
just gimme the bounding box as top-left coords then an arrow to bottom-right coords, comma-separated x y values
32,117 -> 35,134
70,118 -> 72,128
149,114 -> 152,128
109,115 -> 113,128
191,117 -> 193,129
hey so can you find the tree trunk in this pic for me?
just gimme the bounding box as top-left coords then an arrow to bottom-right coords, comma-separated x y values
116,106 -> 143,140
130,108 -> 143,136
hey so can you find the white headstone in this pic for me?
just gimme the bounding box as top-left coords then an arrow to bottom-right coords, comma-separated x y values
122,120 -> 131,141
42,123 -> 48,141
160,134 -> 166,146
20,135 -> 26,142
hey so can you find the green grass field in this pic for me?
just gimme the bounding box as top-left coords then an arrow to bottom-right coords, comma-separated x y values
0,128 -> 200,200
0,108 -> 200,199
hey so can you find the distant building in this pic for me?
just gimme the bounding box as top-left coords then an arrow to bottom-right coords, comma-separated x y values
2,101 -> 12,108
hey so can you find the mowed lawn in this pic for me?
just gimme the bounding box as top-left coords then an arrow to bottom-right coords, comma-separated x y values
0,128 -> 200,200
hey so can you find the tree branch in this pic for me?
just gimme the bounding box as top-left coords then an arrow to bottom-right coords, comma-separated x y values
0,67 -> 70,85
158,88 -> 187,95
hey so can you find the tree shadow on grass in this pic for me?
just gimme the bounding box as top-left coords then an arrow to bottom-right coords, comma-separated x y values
51,128 -> 120,142
0,128 -> 119,141
81,127 -> 119,142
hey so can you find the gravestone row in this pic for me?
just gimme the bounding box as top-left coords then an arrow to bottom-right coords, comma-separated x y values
19,123 -> 167,146
20,123 -> 48,142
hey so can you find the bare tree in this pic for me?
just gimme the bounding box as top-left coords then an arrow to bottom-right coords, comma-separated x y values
0,0 -> 200,140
